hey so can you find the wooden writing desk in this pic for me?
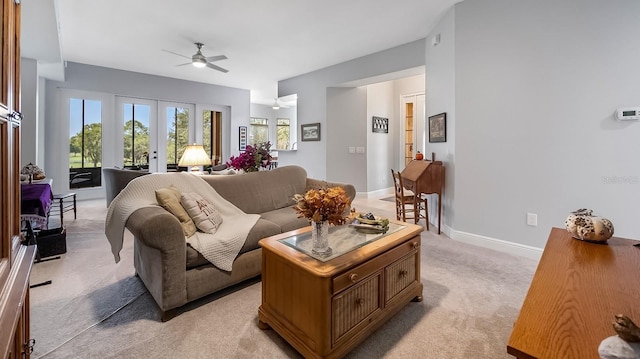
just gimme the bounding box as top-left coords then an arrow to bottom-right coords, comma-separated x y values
507,227 -> 640,359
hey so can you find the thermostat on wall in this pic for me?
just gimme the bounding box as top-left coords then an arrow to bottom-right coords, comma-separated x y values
616,108 -> 640,121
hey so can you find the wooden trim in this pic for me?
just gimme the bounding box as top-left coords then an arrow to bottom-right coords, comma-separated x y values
0,244 -> 36,358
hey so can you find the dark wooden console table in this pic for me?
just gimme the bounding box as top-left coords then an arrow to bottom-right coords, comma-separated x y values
507,227 -> 640,359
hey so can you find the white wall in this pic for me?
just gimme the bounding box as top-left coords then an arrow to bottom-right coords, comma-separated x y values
249,103 -> 297,151
278,39 -> 426,181
450,0 -> 640,247
41,62 -> 250,197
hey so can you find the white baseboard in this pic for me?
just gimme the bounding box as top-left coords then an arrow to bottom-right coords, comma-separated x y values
356,187 -> 394,199
446,226 -> 542,261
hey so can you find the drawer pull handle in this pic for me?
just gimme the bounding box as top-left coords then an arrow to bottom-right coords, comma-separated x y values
349,273 -> 358,283
412,241 -> 419,249
399,270 -> 408,277
356,298 -> 365,306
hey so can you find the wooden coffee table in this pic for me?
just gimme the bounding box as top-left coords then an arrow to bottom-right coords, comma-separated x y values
258,221 -> 423,359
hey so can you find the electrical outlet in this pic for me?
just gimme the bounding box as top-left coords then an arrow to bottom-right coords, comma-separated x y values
356,147 -> 365,153
348,147 -> 355,153
526,213 -> 537,226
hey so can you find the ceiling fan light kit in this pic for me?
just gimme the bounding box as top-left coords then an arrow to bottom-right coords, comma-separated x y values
272,98 -> 280,110
192,58 -> 206,68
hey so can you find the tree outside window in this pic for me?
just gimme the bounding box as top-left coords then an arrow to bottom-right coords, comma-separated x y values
276,118 -> 290,150
249,117 -> 268,145
166,107 -> 190,168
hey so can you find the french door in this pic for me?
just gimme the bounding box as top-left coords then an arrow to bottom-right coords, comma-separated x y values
400,93 -> 425,166
115,97 -> 194,172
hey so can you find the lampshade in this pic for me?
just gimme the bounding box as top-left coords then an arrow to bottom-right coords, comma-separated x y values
178,144 -> 211,172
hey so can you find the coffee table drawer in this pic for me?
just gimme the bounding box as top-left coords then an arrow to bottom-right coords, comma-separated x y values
385,251 -> 418,302
332,273 -> 382,343
333,236 -> 420,294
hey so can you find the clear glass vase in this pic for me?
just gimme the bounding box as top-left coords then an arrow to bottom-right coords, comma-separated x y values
311,220 -> 331,256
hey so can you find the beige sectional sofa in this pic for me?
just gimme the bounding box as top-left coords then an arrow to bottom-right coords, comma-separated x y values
123,165 -> 356,320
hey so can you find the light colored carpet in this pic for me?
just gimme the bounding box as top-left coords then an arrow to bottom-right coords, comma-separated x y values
30,198 -> 537,358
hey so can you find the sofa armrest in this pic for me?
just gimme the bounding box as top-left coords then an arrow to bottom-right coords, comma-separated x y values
126,206 -> 187,312
306,178 -> 356,202
126,207 -> 186,254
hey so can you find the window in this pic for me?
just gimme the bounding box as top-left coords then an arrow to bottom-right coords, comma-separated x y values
249,117 -> 268,145
166,107 -> 190,169
69,98 -> 102,188
276,118 -> 290,150
123,103 -> 150,168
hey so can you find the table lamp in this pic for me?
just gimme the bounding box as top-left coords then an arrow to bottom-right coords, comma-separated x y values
178,144 -> 211,174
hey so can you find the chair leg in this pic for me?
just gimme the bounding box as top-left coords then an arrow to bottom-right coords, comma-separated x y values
73,193 -> 77,219
59,198 -> 64,225
423,197 -> 429,231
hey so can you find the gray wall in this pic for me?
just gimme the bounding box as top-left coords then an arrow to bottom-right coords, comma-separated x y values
42,62 -> 250,196
279,39 -> 426,182
449,0 -> 640,246
327,87 -> 368,189
366,81 -> 395,192
20,58 -> 38,167
425,7 -> 456,231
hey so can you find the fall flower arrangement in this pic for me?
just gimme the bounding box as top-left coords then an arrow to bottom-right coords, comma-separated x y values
226,141 -> 273,172
293,186 -> 351,225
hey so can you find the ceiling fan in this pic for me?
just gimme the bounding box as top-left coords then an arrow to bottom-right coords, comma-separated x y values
162,42 -> 228,73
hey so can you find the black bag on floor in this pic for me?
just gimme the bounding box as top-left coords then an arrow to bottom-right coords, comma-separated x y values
35,227 -> 67,258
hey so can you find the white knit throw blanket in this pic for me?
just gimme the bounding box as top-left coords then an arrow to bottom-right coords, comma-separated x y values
105,172 -> 260,271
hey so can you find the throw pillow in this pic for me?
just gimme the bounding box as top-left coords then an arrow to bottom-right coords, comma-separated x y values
181,192 -> 223,234
155,185 -> 197,237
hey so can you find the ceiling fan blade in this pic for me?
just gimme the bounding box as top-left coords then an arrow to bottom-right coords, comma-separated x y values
206,62 -> 229,73
176,62 -> 193,66
206,55 -> 227,62
161,49 -> 191,60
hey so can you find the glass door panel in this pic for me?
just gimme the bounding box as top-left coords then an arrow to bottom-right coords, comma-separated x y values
160,102 -> 193,172
123,103 -> 151,169
404,102 -> 414,165
116,97 -> 157,171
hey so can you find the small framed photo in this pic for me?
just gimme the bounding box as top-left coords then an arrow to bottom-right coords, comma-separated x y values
301,123 -> 321,141
372,116 -> 389,133
428,113 -> 447,143
239,126 -> 247,151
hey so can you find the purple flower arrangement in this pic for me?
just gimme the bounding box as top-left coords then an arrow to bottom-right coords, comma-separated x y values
226,141 -> 273,172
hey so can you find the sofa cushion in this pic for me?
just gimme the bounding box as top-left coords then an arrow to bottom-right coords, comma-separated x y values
185,218 -> 281,269
155,185 -> 196,237
181,192 -> 223,234
201,165 -> 307,214
260,206 -> 311,233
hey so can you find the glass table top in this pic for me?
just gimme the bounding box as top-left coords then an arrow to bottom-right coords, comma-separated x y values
279,222 -> 406,262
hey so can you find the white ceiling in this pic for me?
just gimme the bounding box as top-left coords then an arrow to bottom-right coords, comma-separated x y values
21,0 -> 459,105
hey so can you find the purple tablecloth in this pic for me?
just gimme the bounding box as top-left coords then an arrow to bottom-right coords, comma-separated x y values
21,182 -> 53,228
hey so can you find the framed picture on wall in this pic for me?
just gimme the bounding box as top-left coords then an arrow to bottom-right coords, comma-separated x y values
372,116 -> 389,133
239,126 -> 247,151
301,123 -> 321,141
428,113 -> 446,143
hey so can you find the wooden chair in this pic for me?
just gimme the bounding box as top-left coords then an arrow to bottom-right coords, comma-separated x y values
391,169 -> 429,229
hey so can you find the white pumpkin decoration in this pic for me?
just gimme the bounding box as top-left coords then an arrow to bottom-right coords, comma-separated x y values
565,209 -> 614,243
